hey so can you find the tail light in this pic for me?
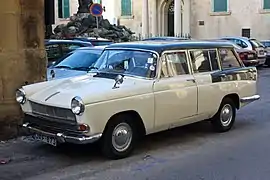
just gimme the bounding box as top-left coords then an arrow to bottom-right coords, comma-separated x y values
239,52 -> 247,60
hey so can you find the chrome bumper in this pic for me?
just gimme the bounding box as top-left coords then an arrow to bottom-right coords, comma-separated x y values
240,95 -> 260,103
22,123 -> 102,144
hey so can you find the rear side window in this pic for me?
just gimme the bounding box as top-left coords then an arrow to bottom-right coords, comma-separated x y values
219,48 -> 241,69
189,49 -> 219,73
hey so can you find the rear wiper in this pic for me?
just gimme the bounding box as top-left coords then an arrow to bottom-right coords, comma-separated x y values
54,65 -> 72,69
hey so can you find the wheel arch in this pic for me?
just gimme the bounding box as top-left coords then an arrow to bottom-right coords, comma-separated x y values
103,110 -> 147,138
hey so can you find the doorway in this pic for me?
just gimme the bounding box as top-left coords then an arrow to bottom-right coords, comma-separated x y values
167,1 -> 174,36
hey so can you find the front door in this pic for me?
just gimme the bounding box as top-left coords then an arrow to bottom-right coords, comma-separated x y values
153,51 -> 198,129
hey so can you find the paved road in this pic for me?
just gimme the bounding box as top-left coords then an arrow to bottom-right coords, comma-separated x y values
1,68 -> 270,180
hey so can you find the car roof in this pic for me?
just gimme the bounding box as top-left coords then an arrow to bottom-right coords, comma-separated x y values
105,40 -> 234,54
74,45 -> 107,51
44,39 -> 93,45
142,36 -> 190,41
220,36 -> 254,41
72,37 -> 112,41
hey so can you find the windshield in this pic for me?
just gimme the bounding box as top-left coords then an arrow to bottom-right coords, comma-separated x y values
54,49 -> 102,71
249,39 -> 264,48
91,49 -> 158,78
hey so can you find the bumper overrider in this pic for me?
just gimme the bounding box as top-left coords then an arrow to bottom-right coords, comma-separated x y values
21,114 -> 102,145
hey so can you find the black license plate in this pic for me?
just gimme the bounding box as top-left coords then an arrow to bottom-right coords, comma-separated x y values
33,134 -> 57,146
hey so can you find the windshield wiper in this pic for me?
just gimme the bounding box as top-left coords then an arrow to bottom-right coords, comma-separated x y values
54,65 -> 72,69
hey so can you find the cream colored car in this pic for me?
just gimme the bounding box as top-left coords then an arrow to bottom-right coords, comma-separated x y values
17,40 -> 260,159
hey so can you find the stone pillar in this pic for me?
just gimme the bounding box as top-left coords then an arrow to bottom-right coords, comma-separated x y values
0,0 -> 46,140
151,0 -> 158,36
174,0 -> 181,36
183,0 -> 191,36
142,0 -> 149,38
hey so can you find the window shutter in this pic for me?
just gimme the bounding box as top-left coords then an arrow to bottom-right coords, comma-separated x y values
63,0 -> 70,18
264,0 -> 270,9
213,0 -> 227,12
121,0 -> 132,16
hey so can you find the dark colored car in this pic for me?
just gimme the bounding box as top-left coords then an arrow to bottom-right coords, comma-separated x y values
45,39 -> 93,67
142,36 -> 191,41
68,37 -> 114,46
47,46 -> 106,81
260,40 -> 270,66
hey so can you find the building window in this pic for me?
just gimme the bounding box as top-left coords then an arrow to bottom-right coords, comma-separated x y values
93,0 -> 102,4
121,0 -> 132,16
263,0 -> 270,9
213,0 -> 228,12
58,0 -> 70,18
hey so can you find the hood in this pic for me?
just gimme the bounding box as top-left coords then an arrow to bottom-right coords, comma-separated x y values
47,68 -> 88,81
27,74 -> 154,108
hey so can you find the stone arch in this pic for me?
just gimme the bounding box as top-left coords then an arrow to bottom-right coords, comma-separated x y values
158,0 -> 184,36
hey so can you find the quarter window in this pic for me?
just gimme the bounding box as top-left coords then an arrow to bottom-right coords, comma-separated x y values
219,48 -> 241,69
160,52 -> 189,77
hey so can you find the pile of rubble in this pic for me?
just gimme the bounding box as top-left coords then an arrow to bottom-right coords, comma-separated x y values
52,13 -> 135,42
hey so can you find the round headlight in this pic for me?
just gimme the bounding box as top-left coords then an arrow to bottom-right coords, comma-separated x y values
71,96 -> 85,115
15,89 -> 26,104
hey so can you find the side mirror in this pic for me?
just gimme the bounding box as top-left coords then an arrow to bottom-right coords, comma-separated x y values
112,75 -> 124,89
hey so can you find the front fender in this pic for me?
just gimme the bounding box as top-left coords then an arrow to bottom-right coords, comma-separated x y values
77,93 -> 155,136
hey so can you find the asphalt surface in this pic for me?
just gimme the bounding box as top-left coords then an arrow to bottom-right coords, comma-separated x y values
0,67 -> 270,180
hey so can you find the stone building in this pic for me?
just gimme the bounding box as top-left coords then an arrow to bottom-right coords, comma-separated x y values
114,0 -> 270,39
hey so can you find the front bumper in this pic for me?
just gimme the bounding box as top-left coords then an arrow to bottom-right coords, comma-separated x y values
21,114 -> 102,145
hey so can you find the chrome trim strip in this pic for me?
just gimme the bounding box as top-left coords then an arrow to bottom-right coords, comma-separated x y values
22,123 -> 102,144
240,95 -> 260,103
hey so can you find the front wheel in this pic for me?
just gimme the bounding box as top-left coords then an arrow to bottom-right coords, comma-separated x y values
211,98 -> 236,132
101,114 -> 136,159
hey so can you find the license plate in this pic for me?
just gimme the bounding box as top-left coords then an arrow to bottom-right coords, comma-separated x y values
33,134 -> 57,146
248,54 -> 254,58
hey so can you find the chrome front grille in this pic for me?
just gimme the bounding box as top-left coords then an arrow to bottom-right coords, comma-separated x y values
30,101 -> 76,121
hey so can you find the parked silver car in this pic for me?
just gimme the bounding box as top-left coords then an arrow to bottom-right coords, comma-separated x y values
260,40 -> 270,66
47,46 -> 106,81
220,36 -> 266,66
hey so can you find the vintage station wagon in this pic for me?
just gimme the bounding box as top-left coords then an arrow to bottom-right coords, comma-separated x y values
16,40 -> 260,159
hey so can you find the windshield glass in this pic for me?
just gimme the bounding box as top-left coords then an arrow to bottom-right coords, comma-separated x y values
54,49 -> 102,71
250,39 -> 264,48
91,49 -> 158,78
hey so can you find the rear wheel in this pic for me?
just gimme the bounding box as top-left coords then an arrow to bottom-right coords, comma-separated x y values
101,114 -> 136,159
211,98 -> 236,132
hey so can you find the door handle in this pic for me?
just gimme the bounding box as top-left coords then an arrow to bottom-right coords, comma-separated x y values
186,79 -> 196,83
220,74 -> 227,78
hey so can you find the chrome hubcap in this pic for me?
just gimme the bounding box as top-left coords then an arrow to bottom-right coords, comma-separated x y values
112,123 -> 132,152
220,104 -> 233,126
